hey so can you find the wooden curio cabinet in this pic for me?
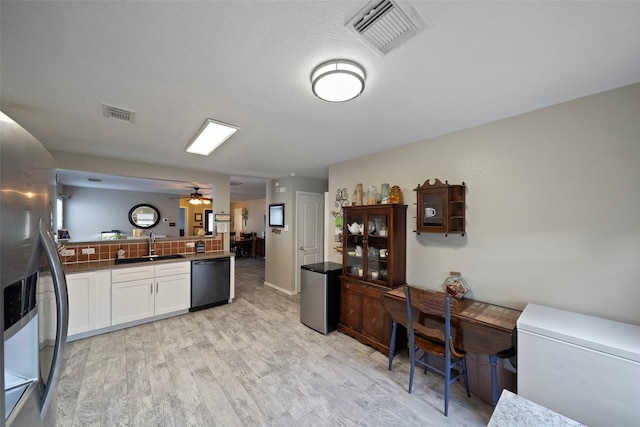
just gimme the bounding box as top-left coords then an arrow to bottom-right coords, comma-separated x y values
414,179 -> 466,236
338,204 -> 407,355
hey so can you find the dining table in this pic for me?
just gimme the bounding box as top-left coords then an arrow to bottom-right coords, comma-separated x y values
231,237 -> 253,257
383,285 -> 522,406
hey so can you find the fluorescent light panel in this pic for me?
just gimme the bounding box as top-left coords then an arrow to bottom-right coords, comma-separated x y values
186,119 -> 239,156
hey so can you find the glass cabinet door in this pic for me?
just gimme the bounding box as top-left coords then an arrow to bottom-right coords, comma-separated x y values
343,208 -> 391,285
343,211 -> 365,279
365,212 -> 389,283
419,191 -> 444,229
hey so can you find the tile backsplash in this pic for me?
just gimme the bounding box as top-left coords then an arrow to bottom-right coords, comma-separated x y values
60,235 -> 223,265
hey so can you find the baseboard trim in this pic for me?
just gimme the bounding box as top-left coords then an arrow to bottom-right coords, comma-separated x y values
263,281 -> 297,295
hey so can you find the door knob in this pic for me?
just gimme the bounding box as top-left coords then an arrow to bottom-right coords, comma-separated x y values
300,247 -> 303,250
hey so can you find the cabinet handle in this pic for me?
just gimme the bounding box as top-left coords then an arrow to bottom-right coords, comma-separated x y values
150,284 -> 153,294
349,309 -> 354,314
156,283 -> 159,293
372,318 -> 376,323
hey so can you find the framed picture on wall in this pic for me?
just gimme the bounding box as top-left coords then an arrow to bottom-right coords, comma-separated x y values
268,203 -> 285,227
194,213 -> 202,222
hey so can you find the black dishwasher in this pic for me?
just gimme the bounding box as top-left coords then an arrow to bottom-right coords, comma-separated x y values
190,257 -> 230,312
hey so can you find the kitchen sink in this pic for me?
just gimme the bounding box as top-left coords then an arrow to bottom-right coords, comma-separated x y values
115,254 -> 185,265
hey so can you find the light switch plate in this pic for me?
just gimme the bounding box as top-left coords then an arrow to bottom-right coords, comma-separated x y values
186,242 -> 195,248
60,249 -> 75,256
81,248 -> 95,255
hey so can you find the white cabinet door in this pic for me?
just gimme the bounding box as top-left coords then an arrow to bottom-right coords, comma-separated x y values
95,269 -> 111,329
67,272 -> 95,335
111,278 -> 154,325
155,274 -> 190,315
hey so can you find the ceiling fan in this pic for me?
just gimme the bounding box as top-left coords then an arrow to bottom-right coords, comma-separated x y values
170,186 -> 212,205
187,187 -> 212,205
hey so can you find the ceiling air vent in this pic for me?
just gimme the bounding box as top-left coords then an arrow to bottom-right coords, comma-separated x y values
346,0 -> 427,55
230,181 -> 243,187
102,103 -> 136,124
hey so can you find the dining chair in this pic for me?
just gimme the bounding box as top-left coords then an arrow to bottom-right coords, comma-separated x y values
405,285 -> 470,416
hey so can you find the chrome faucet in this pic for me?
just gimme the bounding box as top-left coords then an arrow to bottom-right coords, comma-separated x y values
148,231 -> 156,256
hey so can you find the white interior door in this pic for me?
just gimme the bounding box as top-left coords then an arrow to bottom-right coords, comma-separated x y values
295,192 -> 324,293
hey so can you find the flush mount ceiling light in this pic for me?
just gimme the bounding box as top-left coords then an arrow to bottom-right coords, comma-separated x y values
311,60 -> 366,102
185,119 -> 239,156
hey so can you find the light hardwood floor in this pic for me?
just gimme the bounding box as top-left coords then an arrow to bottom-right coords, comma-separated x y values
56,257 -> 494,426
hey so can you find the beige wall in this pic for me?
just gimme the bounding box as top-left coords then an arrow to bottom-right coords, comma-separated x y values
230,199 -> 266,236
52,151 -> 231,249
329,82 -> 640,325
265,176 -> 327,294
63,186 -> 179,240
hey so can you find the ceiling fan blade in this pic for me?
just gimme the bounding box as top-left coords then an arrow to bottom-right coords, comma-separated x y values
168,186 -> 213,201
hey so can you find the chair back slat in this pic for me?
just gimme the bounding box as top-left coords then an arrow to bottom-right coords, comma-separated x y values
409,287 -> 458,315
405,286 -> 464,355
414,323 -> 445,342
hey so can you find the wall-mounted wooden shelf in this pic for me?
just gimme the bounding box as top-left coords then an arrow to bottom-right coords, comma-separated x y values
414,179 -> 466,236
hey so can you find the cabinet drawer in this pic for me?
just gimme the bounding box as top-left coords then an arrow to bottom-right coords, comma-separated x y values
154,261 -> 190,277
343,277 -> 386,299
111,265 -> 155,283
342,278 -> 368,294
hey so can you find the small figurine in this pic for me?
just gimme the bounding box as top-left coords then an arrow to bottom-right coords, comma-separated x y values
116,247 -> 125,259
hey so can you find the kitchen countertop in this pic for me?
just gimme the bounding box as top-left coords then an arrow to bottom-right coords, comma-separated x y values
60,236 -> 221,245
63,251 -> 235,273
487,390 -> 584,427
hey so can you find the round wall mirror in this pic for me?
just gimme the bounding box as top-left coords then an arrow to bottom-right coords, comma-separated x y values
128,204 -> 161,229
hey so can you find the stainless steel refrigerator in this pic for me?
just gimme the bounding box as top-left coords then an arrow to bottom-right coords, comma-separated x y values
1,111 -> 69,426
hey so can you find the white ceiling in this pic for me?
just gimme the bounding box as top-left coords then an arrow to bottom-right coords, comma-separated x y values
2,1 -> 640,201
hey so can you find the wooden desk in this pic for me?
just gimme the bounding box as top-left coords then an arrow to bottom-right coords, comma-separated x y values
383,286 -> 521,405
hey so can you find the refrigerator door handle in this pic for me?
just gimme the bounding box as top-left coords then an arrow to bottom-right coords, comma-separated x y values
38,219 -> 69,416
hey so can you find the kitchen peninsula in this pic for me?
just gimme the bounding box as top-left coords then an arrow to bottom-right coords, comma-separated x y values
57,235 -> 235,342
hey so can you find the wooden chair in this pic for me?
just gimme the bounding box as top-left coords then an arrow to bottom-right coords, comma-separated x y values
236,233 -> 253,257
405,285 -> 470,416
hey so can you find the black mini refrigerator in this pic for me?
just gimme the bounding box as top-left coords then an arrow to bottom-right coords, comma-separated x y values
300,262 -> 342,334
